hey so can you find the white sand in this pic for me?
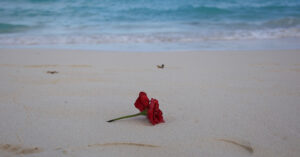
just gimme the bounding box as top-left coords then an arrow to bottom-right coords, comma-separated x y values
0,48 -> 299,157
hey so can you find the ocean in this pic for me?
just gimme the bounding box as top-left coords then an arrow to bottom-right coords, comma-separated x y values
0,0 -> 300,51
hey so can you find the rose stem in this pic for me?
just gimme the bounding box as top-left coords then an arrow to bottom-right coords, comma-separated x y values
107,112 -> 144,122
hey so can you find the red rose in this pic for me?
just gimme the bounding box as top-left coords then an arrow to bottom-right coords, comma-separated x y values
147,98 -> 165,125
134,92 -> 149,112
108,92 -> 165,125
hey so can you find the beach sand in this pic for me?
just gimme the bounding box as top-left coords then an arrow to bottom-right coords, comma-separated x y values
0,49 -> 299,157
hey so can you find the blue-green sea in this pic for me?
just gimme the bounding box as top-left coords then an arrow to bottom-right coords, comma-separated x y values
1,0 -> 300,51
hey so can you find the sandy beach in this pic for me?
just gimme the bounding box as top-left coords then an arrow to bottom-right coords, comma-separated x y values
0,48 -> 299,157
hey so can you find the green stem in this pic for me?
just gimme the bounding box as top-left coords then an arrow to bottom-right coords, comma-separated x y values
107,110 -> 147,123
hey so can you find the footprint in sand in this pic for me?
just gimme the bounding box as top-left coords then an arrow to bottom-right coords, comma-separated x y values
0,144 -> 42,155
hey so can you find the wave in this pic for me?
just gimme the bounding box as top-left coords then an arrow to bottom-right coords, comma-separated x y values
262,17 -> 300,28
0,23 -> 32,33
122,5 -> 231,15
1,0 -> 300,46
109,5 -> 233,21
1,0 -> 299,23
0,4 -> 231,21
1,28 -> 299,45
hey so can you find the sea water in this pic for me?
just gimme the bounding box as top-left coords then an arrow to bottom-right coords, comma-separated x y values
0,0 -> 300,51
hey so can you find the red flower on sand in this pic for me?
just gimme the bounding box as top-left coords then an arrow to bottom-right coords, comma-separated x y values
147,98 -> 165,125
107,91 -> 164,125
134,92 -> 149,112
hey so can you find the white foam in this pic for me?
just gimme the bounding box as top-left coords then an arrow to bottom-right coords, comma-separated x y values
0,27 -> 300,46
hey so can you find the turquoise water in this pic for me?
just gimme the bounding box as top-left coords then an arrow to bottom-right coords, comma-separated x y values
1,0 -> 300,51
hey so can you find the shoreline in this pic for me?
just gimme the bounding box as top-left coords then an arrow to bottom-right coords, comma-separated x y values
1,37 -> 300,52
1,47 -> 300,54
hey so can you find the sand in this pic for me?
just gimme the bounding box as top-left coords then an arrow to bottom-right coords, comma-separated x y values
0,48 -> 299,157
